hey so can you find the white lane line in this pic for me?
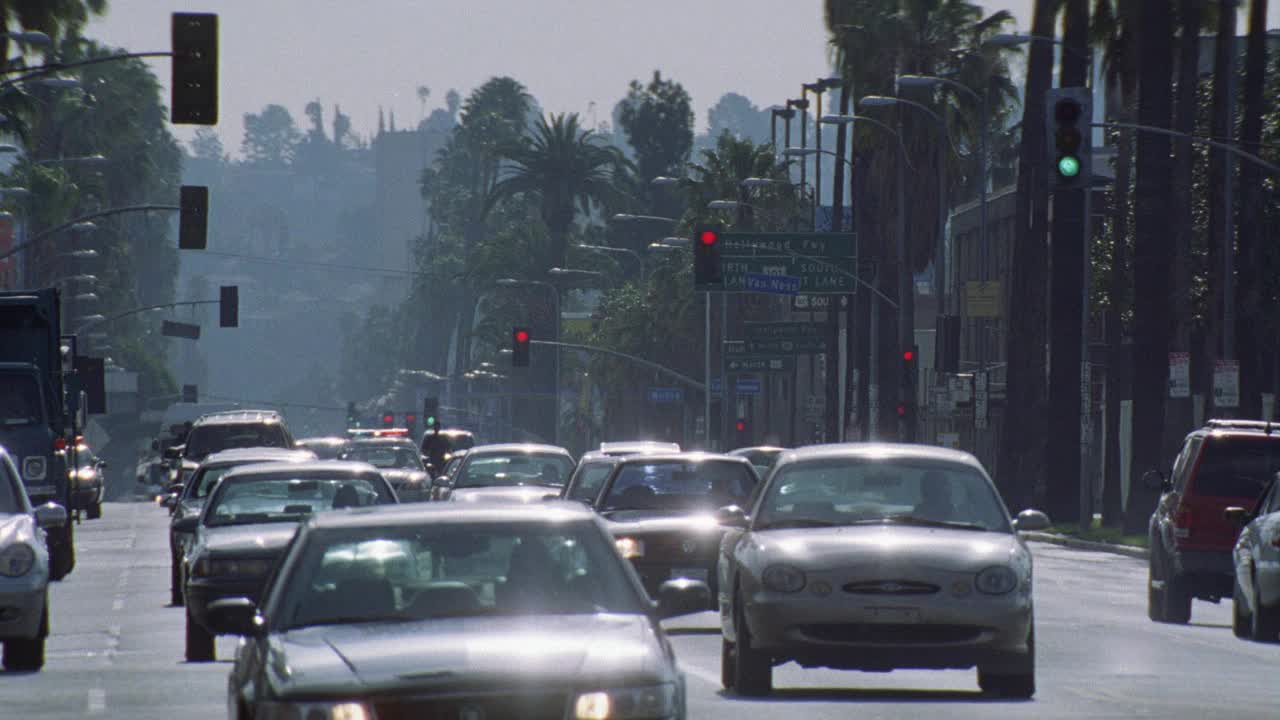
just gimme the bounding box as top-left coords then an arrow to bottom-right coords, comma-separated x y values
86,688 -> 106,714
679,660 -> 723,688
111,597 -> 124,611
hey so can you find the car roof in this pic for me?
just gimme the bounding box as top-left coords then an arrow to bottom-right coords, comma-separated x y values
199,448 -> 317,466
436,429 -> 475,437
344,437 -> 419,447
221,460 -> 383,480
599,441 -> 681,453
614,451 -> 754,467
304,499 -> 596,530
467,443 -> 572,456
1191,419 -> 1280,440
729,446 -> 786,456
778,443 -> 985,470
191,410 -> 285,426
297,436 -> 347,446
578,451 -> 625,463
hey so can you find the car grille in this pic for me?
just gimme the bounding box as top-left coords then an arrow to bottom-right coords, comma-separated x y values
637,532 -> 716,559
797,623 -> 986,644
374,691 -> 568,720
842,580 -> 940,596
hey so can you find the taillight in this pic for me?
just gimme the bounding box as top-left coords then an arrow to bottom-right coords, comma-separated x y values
53,437 -> 67,452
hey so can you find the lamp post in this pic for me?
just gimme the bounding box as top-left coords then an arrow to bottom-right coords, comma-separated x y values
575,243 -> 646,282
497,277 -> 562,445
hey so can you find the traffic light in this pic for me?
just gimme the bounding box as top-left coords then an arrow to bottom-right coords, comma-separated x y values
423,397 -> 439,430
900,345 -> 919,441
734,418 -> 748,443
512,327 -> 531,367
1045,87 -> 1091,190
170,12 -> 219,125
181,384 -> 198,403
405,413 -> 418,435
219,285 -> 238,327
178,185 -> 208,250
346,401 -> 358,427
693,223 -> 723,289
381,412 -> 394,428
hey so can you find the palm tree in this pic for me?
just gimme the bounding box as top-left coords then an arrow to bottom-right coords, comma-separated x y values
682,131 -> 798,230
1125,0 -> 1176,534
0,0 -> 105,65
1236,0 -> 1269,419
492,112 -> 628,269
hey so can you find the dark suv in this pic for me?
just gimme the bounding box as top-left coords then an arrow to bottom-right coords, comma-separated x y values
1148,420 -> 1280,623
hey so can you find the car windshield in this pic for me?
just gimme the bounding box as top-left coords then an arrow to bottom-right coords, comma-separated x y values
756,459 -> 1011,533
601,460 -> 755,512
1193,436 -> 1280,499
0,373 -> 43,427
454,453 -> 575,489
341,445 -> 423,470
0,458 -> 22,514
204,475 -> 393,526
275,521 -> 644,630
566,462 -> 616,502
186,423 -> 290,459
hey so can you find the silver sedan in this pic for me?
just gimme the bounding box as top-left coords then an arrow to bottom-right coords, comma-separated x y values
0,447 -> 68,671
1228,475 -> 1280,641
716,443 -> 1050,698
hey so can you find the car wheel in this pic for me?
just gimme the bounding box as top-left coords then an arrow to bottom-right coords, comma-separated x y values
732,589 -> 771,697
1232,576 -> 1252,639
86,501 -> 102,520
1162,571 -> 1192,625
185,608 -> 216,662
720,638 -> 736,691
1249,579 -> 1280,643
978,624 -> 1035,699
2,595 -> 48,672
170,556 -> 185,607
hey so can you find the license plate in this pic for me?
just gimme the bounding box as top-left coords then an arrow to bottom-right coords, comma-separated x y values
25,485 -> 55,496
671,567 -> 709,583
866,607 -> 920,623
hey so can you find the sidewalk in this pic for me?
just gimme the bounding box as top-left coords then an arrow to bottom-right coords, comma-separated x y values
1022,530 -> 1148,559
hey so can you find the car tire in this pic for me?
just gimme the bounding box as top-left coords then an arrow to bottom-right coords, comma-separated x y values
48,524 -> 75,582
1232,578 -> 1252,639
732,590 -> 771,697
2,595 -> 48,672
1249,579 -> 1280,643
978,624 -> 1035,699
170,556 -> 185,607
86,501 -> 102,520
1149,547 -> 1190,624
1162,572 -> 1192,625
720,638 -> 736,691
185,608 -> 215,662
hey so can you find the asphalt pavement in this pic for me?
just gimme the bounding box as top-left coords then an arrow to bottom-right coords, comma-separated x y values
1,502 -> 1277,719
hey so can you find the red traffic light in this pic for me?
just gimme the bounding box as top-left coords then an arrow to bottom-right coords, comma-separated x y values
406,414 -> 417,424
381,413 -> 394,425
735,420 -> 746,432
699,230 -> 719,246
896,404 -> 907,417
902,349 -> 915,362
514,329 -> 530,343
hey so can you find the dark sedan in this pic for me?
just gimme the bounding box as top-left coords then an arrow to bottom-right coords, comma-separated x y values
340,437 -> 432,501
174,461 -> 397,662
207,502 -> 703,720
594,453 -> 758,607
442,443 -> 575,503
167,447 -> 317,606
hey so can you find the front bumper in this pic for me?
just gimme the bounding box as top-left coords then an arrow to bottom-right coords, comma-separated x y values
0,578 -> 47,640
741,585 -> 1033,672
185,576 -> 268,633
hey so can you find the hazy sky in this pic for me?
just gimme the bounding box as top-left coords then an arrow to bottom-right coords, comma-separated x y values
84,1 -> 1274,156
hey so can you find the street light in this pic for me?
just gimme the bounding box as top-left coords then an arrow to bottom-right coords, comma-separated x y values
740,177 -> 787,189
574,244 -> 646,282
611,213 -> 679,223
707,200 -> 741,211
70,222 -> 98,233
34,76 -> 80,89
35,154 -> 108,167
650,176 -> 682,187
1,31 -> 52,47
547,267 -> 604,280
660,236 -> 690,246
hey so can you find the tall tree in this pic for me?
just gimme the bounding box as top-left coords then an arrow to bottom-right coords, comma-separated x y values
705,93 -> 771,144
0,0 -> 106,70
1203,0 -> 1238,421
241,104 -> 302,167
1125,0 -> 1176,533
999,0 -> 1058,508
615,71 -> 694,188
1236,0 -> 1269,419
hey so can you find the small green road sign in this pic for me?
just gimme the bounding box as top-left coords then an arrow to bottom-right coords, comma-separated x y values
747,338 -> 829,355
745,322 -> 826,341
726,356 -> 795,373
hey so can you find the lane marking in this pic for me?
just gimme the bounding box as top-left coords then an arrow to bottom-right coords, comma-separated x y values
679,660 -> 724,688
86,688 -> 106,714
111,597 -> 124,611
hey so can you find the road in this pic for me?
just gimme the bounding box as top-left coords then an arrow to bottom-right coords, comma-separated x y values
1,502 -> 1277,719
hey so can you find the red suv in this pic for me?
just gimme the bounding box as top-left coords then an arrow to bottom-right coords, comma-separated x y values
1147,420 -> 1280,623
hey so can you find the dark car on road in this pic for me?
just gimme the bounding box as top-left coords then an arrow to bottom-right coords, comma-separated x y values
593,452 -> 758,605
1148,420 -> 1280,624
166,447 -> 317,606
168,410 -> 297,501
441,443 -> 575,503
65,439 -> 106,521
339,437 -> 431,501
561,453 -> 623,504
175,461 -> 397,661
1227,473 -> 1280,641
206,502 -> 704,720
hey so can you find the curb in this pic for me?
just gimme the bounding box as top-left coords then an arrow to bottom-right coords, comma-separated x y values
1022,531 -> 1149,560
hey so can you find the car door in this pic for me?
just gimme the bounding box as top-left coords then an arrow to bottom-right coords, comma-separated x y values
1238,479 -> 1280,604
1154,436 -> 1198,550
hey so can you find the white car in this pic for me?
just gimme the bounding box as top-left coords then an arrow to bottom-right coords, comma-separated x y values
0,446 -> 68,671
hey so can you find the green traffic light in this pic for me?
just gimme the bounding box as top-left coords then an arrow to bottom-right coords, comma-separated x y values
1058,156 -> 1081,178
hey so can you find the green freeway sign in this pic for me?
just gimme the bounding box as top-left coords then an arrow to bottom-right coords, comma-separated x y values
726,356 -> 795,373
697,232 -> 859,295
726,338 -> 829,355
721,232 -> 855,258
745,322 -> 826,341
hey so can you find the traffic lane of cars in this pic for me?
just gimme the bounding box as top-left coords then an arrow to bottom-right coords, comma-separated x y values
665,542 -> 1280,720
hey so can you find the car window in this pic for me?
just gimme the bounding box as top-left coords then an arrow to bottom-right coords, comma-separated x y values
192,465 -> 238,498
0,373 -> 43,427
567,462 -> 615,502
205,475 -> 394,526
454,453 -> 574,488
1191,436 -> 1280,499
0,455 -> 22,514
274,521 -> 644,630
186,422 -> 290,458
1171,437 -> 1196,492
341,445 -> 423,470
756,459 -> 1011,532
601,460 -> 755,512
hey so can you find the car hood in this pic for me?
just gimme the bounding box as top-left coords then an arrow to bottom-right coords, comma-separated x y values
265,613 -> 667,697
0,512 -> 39,549
197,522 -> 299,556
745,524 -> 1023,573
449,486 -> 561,504
602,510 -> 725,536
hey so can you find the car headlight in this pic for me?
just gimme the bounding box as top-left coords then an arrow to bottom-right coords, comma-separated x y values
615,537 -> 645,559
191,556 -> 273,578
255,701 -> 371,720
574,683 -> 678,720
975,565 -> 1018,595
0,544 -> 36,577
762,564 -> 806,593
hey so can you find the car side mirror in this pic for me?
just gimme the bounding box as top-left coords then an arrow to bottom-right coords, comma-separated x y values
206,597 -> 264,637
172,516 -> 199,533
151,439 -> 161,452
714,505 -> 749,528
1223,506 -> 1250,527
655,578 -> 711,619
168,481 -> 185,494
163,446 -> 183,461
34,502 -> 68,529
162,495 -> 178,510
1012,509 -> 1051,532
1142,469 -> 1170,492
432,475 -> 452,488
97,460 -> 108,469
